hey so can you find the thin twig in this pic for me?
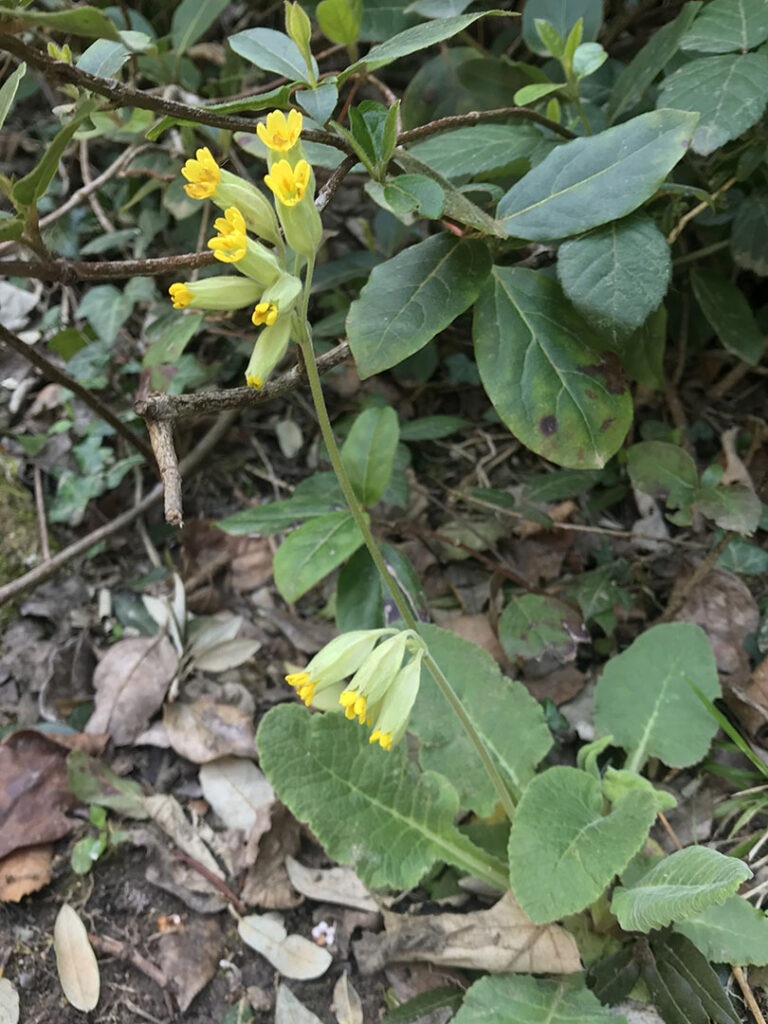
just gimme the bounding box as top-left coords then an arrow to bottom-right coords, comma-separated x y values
33,465 -> 50,562
0,323 -> 154,464
667,176 -> 737,245
316,154 -> 359,213
0,411 -> 237,606
147,419 -> 183,527
173,849 -> 247,916
79,138 -> 115,234
0,250 -> 217,283
657,811 -> 683,851
135,340 -> 350,424
397,106 -> 575,144
89,933 -> 167,991
732,965 -> 768,1024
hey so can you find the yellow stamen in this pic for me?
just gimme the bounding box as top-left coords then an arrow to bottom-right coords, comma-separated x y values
246,371 -> 263,390
257,109 -> 303,153
369,729 -> 393,750
181,147 -> 220,200
354,695 -> 367,722
252,301 -> 278,327
264,159 -> 311,207
208,206 -> 247,262
169,282 -> 192,309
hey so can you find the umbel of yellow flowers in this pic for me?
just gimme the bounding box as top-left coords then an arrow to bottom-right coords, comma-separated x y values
169,109 -> 322,389
286,629 -> 425,751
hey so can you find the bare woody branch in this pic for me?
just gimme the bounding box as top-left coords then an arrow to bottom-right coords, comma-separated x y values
0,251 -> 217,283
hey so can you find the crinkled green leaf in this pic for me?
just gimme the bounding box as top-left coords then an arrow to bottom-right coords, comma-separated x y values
558,213 -> 671,331
594,623 -> 721,770
508,766 -> 658,923
658,53 -> 768,156
681,0 -> 768,54
497,110 -> 698,241
675,896 -> 768,966
612,846 -> 752,932
347,234 -> 491,378
473,267 -> 632,469
410,624 -> 552,814
256,704 -> 508,890
273,511 -> 365,602
609,2 -> 701,121
453,974 -> 626,1024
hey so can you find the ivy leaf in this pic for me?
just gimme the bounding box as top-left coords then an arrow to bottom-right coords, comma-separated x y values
658,53 -> 768,156
609,2 -> 702,122
347,234 -> 491,379
273,511 -> 365,603
691,268 -> 764,365
627,440 -> 698,519
453,974 -> 626,1024
612,846 -> 752,932
409,624 -> 552,814
256,704 -> 508,891
508,766 -> 658,923
558,213 -> 671,331
594,623 -> 721,771
473,267 -> 632,469
497,109 -> 698,241
675,896 -> 768,966
681,0 -> 768,54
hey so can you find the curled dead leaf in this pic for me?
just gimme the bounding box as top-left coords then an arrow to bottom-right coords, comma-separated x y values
163,700 -> 256,763
0,844 -> 53,902
285,857 -> 378,913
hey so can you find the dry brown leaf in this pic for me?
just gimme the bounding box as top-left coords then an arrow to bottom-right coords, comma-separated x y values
353,891 -> 581,975
158,917 -> 224,1013
241,804 -> 301,909
431,612 -> 505,663
0,731 -> 78,859
163,700 -> 257,763
145,794 -> 225,880
384,964 -> 461,1024
675,567 -> 758,683
238,913 -> 332,980
130,827 -> 227,914
331,972 -> 364,1024
285,857 -> 378,913
53,904 -> 100,1012
0,976 -> 20,1024
0,844 -> 53,902
199,757 -> 274,831
86,635 -> 178,744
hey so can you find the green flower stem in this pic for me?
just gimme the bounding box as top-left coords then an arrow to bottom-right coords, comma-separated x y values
297,257 -> 517,824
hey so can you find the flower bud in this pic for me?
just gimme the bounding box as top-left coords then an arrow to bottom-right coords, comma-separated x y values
244,316 -> 293,389
368,649 -> 424,750
168,276 -> 262,311
251,273 -> 302,328
284,4 -> 315,84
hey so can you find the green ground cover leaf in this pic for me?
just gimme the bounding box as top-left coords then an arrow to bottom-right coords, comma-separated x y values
340,406 -> 399,506
649,932 -> 741,1024
609,2 -> 701,121
409,624 -> 552,814
508,766 -> 658,922
675,896 -> 768,966
256,704 -> 508,890
453,974 -> 626,1024
731,191 -> 768,275
594,623 -> 720,771
273,510 -> 365,602
627,440 -> 699,517
229,28 -> 318,82
557,213 -> 671,331
612,847 -> 752,932
681,0 -> 768,54
406,124 -> 547,179
497,109 -> 698,240
473,267 -> 632,469
691,268 -> 764,364
658,53 -> 768,156
695,484 -> 761,535
347,234 -> 491,378
498,594 -> 584,661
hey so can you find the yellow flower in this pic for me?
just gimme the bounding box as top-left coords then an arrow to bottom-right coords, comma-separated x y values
169,282 -> 193,309
252,301 -> 278,327
208,207 -> 247,262
284,630 -> 396,706
181,147 -> 220,200
264,159 -> 311,207
257,109 -> 303,153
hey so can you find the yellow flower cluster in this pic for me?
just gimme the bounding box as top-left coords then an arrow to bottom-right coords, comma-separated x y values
169,110 -> 323,389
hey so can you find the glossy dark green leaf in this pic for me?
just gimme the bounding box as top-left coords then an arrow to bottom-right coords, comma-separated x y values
614,305 -> 667,389
497,109 -> 698,240
216,496 -> 336,536
608,2 -> 701,121
473,267 -> 632,469
587,946 -> 641,1006
731,191 -> 768,276
408,124 -> 545,179
347,234 -> 491,378
13,101 -> 96,207
340,406 -> 399,506
681,0 -> 768,54
658,53 -> 768,156
522,0 -> 602,55
384,174 -> 444,218
336,547 -> 383,631
171,0 -> 228,54
383,986 -> 463,1023
273,511 -> 365,602
558,213 -> 671,330
0,61 -> 25,133
650,932 -> 741,1024
229,28 -> 318,83
691,268 -> 764,365
5,4 -> 121,39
